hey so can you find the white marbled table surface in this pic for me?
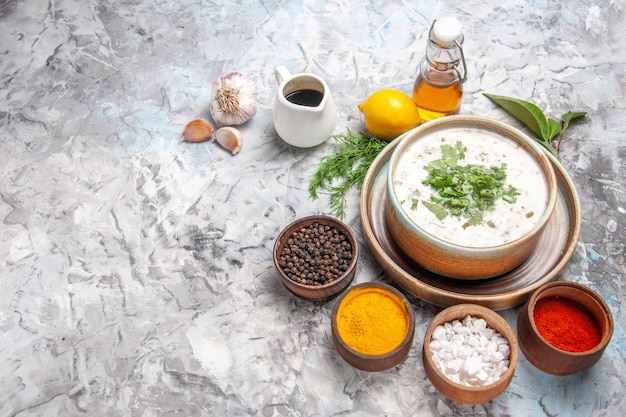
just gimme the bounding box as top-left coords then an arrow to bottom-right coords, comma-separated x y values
1,0 -> 625,416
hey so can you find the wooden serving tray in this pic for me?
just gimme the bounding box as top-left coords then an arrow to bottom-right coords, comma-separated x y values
359,133 -> 581,311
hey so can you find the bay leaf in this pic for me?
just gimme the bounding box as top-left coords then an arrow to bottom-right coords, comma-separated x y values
562,111 -> 587,124
483,93 -> 549,140
535,137 -> 558,157
548,118 -> 562,140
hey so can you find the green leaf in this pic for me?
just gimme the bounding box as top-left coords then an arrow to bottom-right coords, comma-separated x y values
562,111 -> 586,124
422,201 -> 448,220
467,209 -> 483,226
483,93 -> 550,140
534,137 -> 559,157
547,118 -> 562,140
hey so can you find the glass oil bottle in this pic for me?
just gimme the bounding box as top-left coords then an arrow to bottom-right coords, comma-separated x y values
412,17 -> 467,121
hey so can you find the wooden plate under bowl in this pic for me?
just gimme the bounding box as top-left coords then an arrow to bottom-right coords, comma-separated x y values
359,131 -> 581,310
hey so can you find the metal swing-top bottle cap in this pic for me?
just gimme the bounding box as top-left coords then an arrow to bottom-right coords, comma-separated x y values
431,17 -> 463,46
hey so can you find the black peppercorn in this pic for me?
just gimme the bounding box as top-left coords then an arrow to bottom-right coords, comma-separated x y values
278,222 -> 354,286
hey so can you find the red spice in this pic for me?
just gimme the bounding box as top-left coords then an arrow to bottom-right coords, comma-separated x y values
533,296 -> 602,353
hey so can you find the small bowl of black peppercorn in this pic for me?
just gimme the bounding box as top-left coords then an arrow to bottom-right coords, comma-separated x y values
273,215 -> 359,301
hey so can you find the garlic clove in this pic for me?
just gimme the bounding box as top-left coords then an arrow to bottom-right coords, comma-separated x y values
214,126 -> 243,155
182,118 -> 214,142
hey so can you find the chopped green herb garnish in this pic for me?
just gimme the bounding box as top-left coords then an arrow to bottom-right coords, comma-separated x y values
422,200 -> 447,220
417,140 -> 520,226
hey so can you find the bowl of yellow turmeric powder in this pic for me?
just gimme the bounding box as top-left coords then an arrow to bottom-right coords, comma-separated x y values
331,282 -> 416,372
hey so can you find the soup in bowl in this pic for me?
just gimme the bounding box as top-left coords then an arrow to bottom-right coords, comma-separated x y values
385,115 -> 558,279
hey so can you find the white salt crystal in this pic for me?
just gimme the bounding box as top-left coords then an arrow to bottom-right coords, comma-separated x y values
456,326 -> 471,337
445,359 -> 460,374
494,360 -> 508,377
457,345 -> 471,359
450,343 -> 458,358
429,314 -> 511,387
476,369 -> 489,383
485,349 -> 502,363
449,373 -> 461,384
462,356 -> 482,377
474,318 -> 487,331
478,327 -> 494,339
432,325 -> 447,341
430,340 -> 442,352
432,355 -> 441,367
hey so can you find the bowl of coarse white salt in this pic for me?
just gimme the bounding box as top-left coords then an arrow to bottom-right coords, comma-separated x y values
422,304 -> 519,404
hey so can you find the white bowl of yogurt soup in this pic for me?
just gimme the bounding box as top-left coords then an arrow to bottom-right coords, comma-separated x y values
385,115 -> 558,279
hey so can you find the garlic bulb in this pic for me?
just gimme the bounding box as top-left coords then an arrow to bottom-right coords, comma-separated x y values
182,118 -> 214,142
210,72 -> 258,126
214,126 -> 242,155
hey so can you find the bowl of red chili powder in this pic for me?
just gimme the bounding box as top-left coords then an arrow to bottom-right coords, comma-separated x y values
517,281 -> 614,375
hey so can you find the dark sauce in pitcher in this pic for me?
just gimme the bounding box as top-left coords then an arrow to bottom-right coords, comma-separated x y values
285,89 -> 324,107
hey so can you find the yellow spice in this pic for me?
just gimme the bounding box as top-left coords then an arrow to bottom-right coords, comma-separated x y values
336,287 -> 409,355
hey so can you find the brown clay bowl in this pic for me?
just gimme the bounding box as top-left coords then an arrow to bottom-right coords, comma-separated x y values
422,304 -> 519,404
385,115 -> 558,279
331,282 -> 416,372
273,215 -> 358,301
517,281 -> 614,375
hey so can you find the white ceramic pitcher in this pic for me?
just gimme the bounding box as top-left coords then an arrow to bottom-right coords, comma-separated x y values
273,66 -> 336,148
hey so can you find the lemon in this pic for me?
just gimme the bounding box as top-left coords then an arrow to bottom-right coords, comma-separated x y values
358,89 -> 422,141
